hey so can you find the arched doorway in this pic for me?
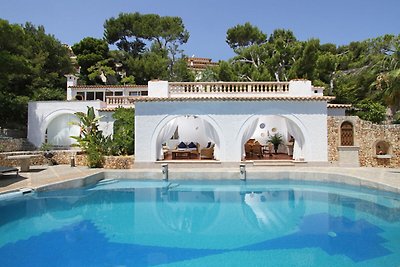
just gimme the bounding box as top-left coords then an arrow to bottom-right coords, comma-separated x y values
153,115 -> 221,161
240,115 -> 306,161
45,113 -> 80,148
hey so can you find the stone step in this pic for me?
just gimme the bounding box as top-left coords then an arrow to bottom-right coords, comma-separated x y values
252,160 -> 295,166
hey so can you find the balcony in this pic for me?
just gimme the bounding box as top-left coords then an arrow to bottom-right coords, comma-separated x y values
106,96 -> 138,107
103,80 -> 323,107
169,82 -> 290,97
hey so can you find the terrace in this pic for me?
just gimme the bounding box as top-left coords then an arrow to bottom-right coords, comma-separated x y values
73,80 -> 326,108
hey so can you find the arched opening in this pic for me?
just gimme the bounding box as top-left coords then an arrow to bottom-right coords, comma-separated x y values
340,121 -> 354,146
45,113 -> 80,148
155,116 -> 221,161
241,115 -> 305,161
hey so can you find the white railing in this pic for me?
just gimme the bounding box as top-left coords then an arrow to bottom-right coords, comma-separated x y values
106,96 -> 138,106
169,82 -> 290,94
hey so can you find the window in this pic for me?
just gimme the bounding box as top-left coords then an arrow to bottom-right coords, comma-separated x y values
114,91 -> 123,96
141,91 -> 148,96
86,92 -> 95,100
95,92 -> 104,101
340,121 -> 354,146
129,91 -> 140,96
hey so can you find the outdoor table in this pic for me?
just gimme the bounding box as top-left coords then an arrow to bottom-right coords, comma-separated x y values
7,155 -> 38,172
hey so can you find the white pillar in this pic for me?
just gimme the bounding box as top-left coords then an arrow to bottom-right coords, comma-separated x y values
148,80 -> 169,97
288,80 -> 312,96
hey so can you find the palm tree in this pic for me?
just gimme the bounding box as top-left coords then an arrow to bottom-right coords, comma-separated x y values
374,69 -> 400,121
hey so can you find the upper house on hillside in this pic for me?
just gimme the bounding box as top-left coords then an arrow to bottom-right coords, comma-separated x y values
187,57 -> 219,81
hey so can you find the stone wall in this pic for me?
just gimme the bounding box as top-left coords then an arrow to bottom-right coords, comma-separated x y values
328,116 -> 400,168
0,138 -> 36,152
0,151 -> 134,169
103,156 -> 134,169
0,151 -> 77,167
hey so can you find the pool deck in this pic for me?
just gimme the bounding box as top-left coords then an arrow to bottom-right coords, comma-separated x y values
1,164 -> 400,194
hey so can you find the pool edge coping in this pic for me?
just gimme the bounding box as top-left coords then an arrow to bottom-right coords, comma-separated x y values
24,168 -> 400,195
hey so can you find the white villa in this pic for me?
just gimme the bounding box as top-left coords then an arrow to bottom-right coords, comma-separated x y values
27,76 -> 349,165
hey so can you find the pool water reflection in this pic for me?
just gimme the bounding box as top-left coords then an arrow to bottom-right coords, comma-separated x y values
0,180 -> 400,266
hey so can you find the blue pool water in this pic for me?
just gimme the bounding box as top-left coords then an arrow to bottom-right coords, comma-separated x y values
1,179 -> 400,266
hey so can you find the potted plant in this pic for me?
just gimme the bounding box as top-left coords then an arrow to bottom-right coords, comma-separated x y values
268,133 -> 283,154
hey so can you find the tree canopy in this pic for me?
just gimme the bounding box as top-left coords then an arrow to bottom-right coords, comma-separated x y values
226,22 -> 267,50
72,37 -> 110,84
104,12 -> 189,56
1,16 -> 399,127
0,19 -> 73,128
67,12 -> 193,85
214,23 -> 400,122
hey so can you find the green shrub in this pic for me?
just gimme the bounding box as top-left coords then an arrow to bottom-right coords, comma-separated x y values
39,142 -> 53,151
112,107 -> 135,155
355,100 -> 386,124
71,106 -> 135,166
71,107 -> 108,168
86,142 -> 104,168
393,111 -> 400,124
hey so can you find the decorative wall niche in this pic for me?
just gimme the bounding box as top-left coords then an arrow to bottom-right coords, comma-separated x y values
375,140 -> 392,158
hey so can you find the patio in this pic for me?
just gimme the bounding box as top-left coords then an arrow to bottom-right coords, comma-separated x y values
162,151 -> 292,161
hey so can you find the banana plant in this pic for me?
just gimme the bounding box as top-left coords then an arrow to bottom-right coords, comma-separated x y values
70,106 -> 107,167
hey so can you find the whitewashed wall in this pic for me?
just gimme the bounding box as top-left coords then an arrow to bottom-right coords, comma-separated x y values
252,116 -> 288,144
174,116 -> 209,148
327,108 -> 346,116
46,113 -> 80,147
135,100 -> 328,163
28,101 -> 109,148
98,111 -> 116,138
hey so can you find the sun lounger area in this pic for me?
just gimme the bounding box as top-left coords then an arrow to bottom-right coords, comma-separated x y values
0,166 -> 19,177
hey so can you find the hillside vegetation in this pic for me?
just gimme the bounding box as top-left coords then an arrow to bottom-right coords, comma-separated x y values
0,16 -> 399,128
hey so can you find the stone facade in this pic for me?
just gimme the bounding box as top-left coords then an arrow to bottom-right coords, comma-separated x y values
328,116 -> 400,168
0,138 -> 36,152
103,156 -> 134,169
0,151 -> 76,167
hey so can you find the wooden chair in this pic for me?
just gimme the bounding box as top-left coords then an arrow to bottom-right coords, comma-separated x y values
201,144 -> 214,159
252,142 -> 263,158
245,143 -> 253,158
190,143 -> 201,159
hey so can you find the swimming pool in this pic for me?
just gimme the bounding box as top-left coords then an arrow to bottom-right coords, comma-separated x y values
1,179 -> 400,266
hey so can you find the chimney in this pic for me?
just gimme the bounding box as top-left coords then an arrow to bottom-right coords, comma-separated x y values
65,74 -> 79,100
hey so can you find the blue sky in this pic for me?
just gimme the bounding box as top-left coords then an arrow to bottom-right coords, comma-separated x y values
1,0 -> 399,61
